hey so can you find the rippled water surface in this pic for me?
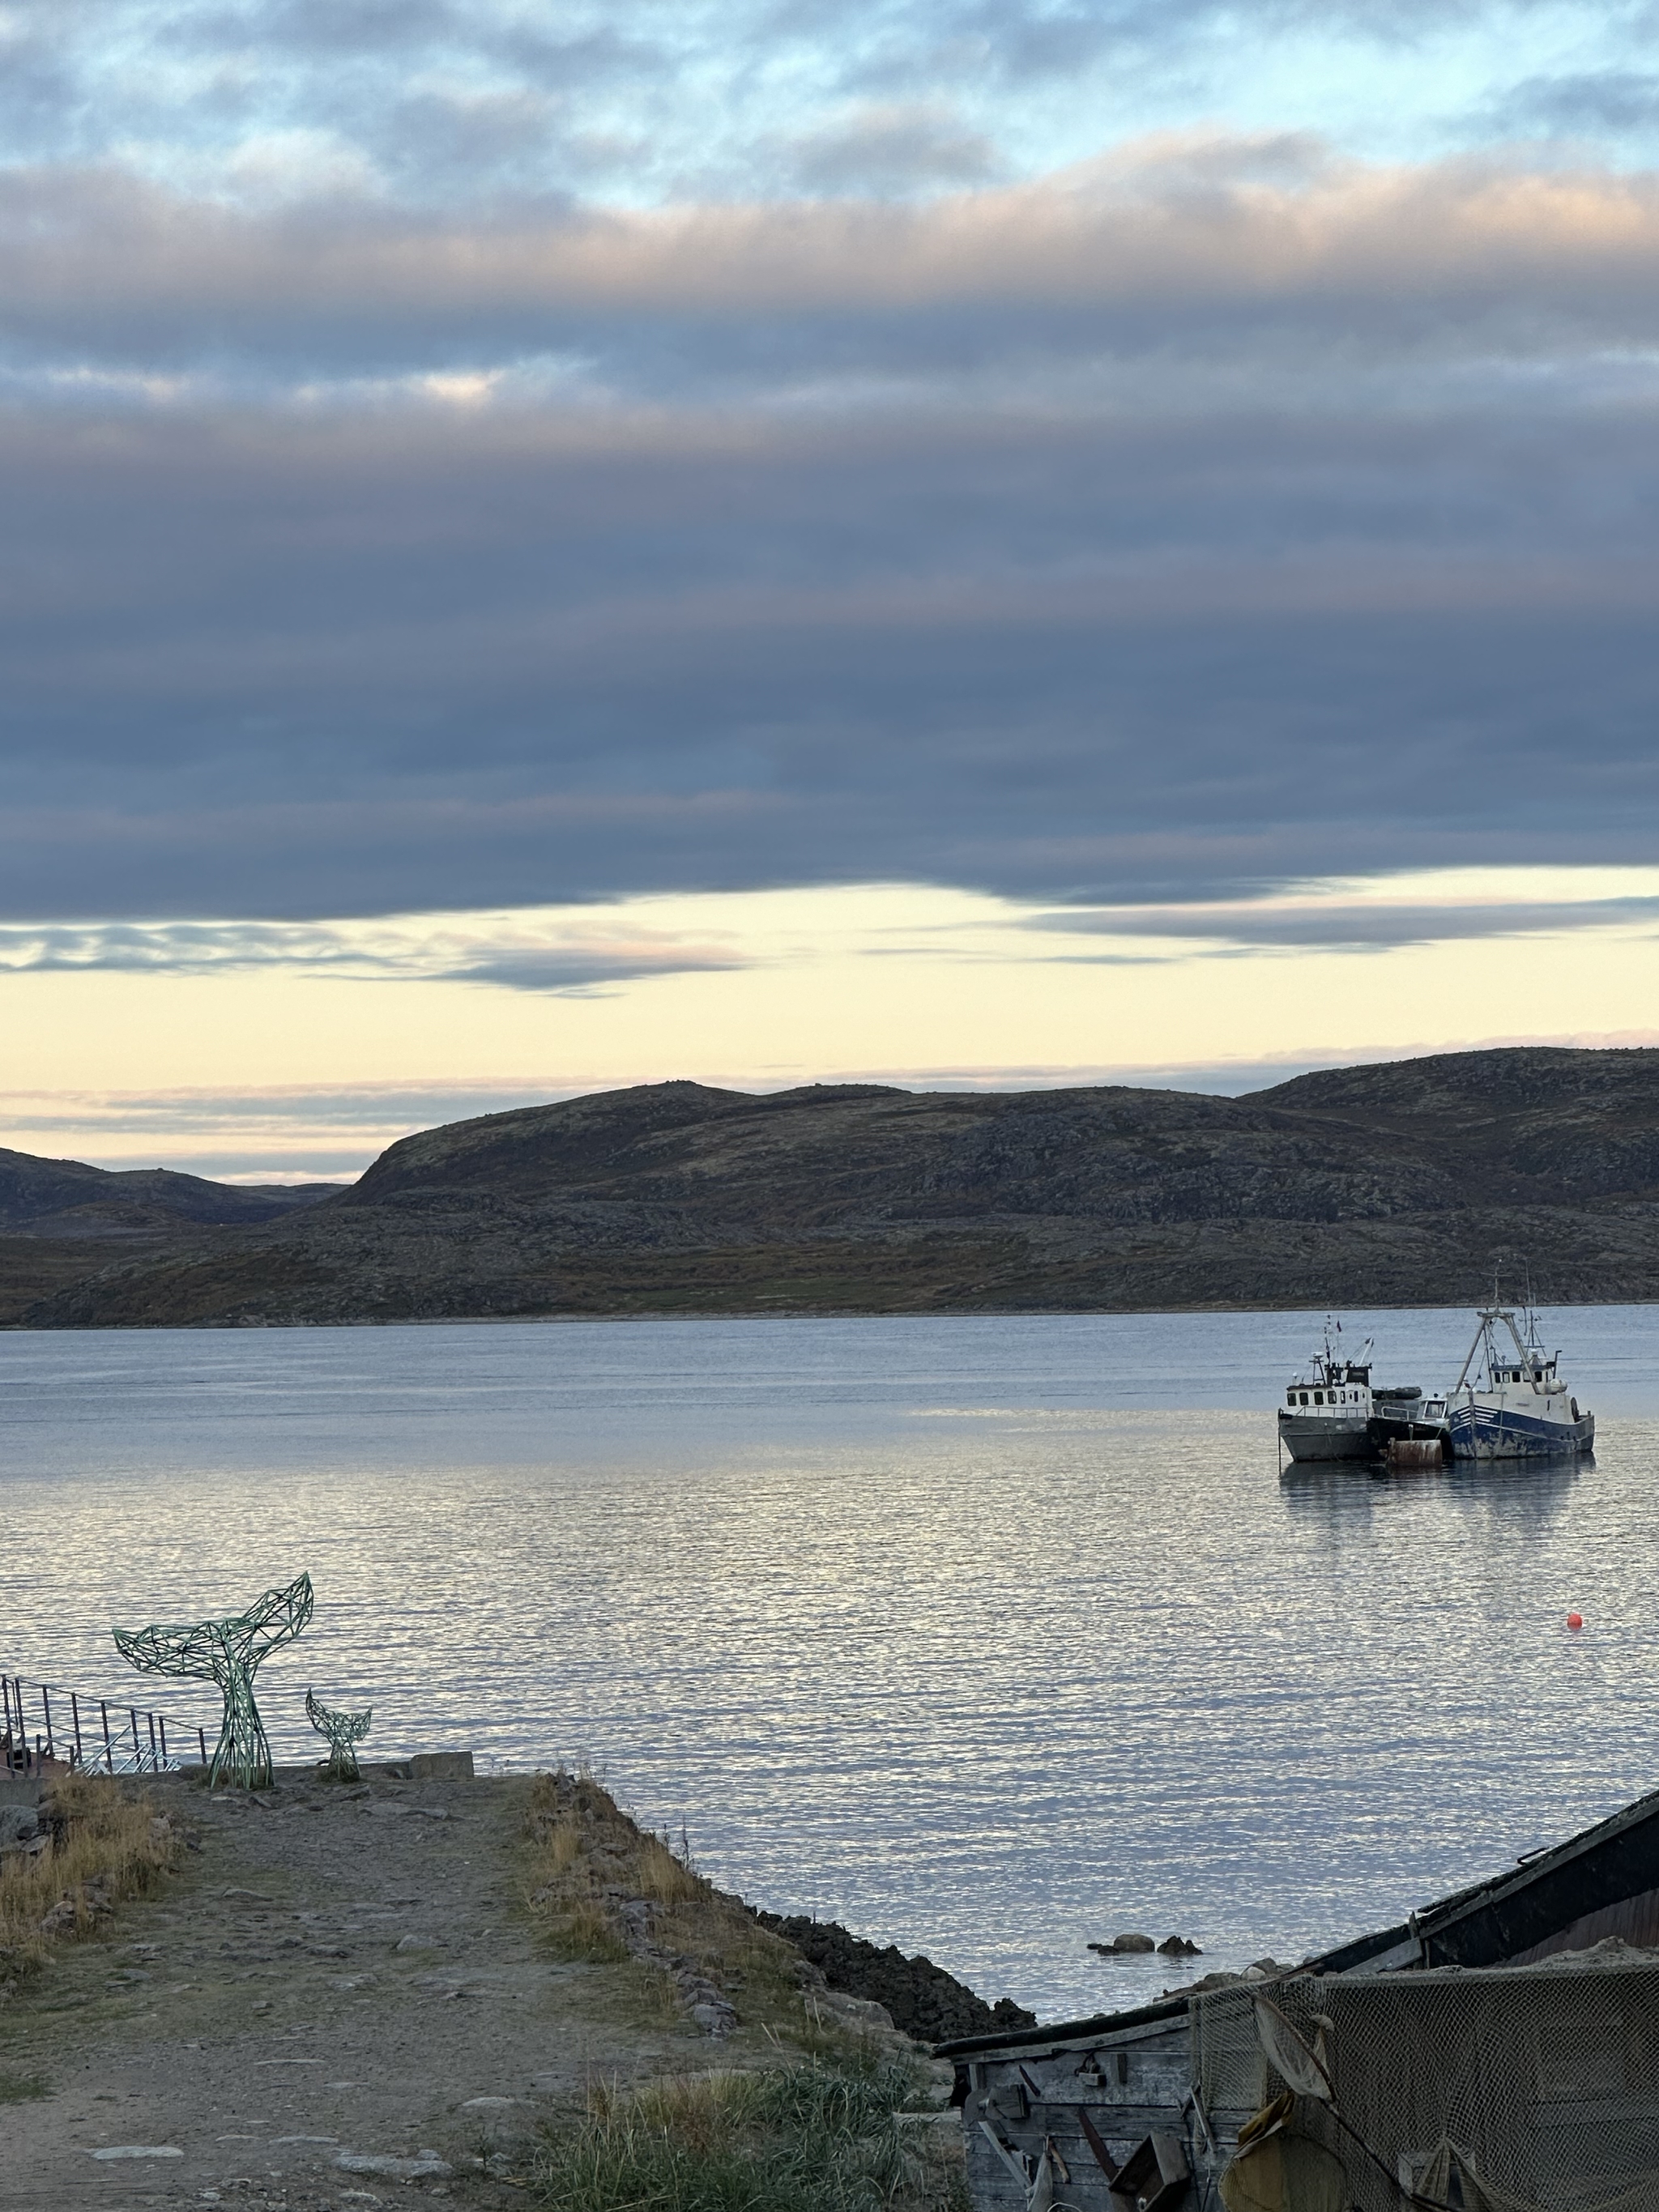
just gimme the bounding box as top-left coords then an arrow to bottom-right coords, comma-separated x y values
3,1308 -> 1658,2023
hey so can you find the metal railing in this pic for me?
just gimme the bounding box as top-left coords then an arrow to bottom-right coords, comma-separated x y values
2,1670 -> 208,1778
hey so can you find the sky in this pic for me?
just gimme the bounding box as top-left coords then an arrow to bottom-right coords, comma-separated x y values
5,0 -> 1659,1175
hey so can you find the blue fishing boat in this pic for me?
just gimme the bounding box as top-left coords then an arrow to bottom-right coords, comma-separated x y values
1446,1305 -> 1595,1460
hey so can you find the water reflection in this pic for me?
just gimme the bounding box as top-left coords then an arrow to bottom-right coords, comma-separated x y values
0,1312 -> 1655,2024
1280,1454 -> 1583,1536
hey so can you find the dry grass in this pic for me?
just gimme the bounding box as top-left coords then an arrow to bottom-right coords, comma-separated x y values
523,1773 -> 632,1963
0,1772 -> 181,1978
635,1834 -> 703,1907
522,1771 -> 808,2033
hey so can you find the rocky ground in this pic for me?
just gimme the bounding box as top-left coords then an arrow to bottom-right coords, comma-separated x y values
1,1766 -> 953,2212
754,1915 -> 1036,2044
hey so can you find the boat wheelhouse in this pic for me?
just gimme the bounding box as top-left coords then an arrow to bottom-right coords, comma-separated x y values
1367,1383 -> 1449,1455
1447,1305 -> 1595,1461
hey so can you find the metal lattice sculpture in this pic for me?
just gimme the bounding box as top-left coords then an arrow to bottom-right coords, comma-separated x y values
113,1572 -> 314,1789
306,1686 -> 372,1781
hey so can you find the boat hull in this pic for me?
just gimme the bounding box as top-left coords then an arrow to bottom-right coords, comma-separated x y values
1279,1414 -> 1374,1462
1368,1413 -> 1448,1451
1447,1403 -> 1596,1460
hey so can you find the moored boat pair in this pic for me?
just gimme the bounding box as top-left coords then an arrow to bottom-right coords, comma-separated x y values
1278,1306 -> 1595,1465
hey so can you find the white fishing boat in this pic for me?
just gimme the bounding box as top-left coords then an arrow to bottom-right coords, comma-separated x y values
1278,1324 -> 1379,1461
1446,1306 -> 1595,1460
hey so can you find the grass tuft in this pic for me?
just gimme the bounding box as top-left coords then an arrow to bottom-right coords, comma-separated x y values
534,2058 -> 964,2212
0,2070 -> 49,2103
0,1772 -> 181,1976
522,1771 -> 799,2015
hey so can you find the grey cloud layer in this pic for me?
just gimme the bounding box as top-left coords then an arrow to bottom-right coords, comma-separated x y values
1032,899 -> 1659,951
2,141 -> 1659,921
0,921 -> 744,992
11,148 -> 1659,370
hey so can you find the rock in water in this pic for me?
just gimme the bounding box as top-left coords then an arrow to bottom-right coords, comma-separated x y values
1157,1935 -> 1202,1956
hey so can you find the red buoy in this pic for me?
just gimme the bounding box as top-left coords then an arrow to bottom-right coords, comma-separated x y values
1567,1612 -> 1584,1630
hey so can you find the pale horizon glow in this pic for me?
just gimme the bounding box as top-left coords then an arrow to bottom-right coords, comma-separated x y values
3,868 -> 1657,1178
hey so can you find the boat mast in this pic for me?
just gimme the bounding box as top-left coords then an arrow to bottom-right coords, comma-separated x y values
1451,1308 -> 1499,1396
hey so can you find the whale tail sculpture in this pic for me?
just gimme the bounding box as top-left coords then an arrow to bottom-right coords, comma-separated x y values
305,1686 -> 372,1782
114,1571 -> 314,1790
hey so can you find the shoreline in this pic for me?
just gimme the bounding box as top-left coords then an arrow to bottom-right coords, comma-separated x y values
5,1290 -> 1657,1332
2,1762 -> 979,2209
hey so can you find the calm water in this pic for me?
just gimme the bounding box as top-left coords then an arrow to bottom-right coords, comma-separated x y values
2,1308 -> 1657,2025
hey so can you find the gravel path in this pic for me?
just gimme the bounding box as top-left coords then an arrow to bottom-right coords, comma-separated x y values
1,1768 -> 692,2210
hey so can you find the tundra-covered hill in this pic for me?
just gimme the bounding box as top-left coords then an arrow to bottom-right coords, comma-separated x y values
15,1046 -> 1659,1325
0,1149 -> 343,1238
0,1152 -> 344,1323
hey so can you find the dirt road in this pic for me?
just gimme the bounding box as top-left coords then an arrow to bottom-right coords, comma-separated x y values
1,1768 -> 708,2210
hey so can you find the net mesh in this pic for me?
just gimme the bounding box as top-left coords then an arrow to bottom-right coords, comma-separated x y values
1192,1946 -> 1659,2212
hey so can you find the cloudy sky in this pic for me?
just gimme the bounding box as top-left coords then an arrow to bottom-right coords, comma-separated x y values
5,0 -> 1659,1174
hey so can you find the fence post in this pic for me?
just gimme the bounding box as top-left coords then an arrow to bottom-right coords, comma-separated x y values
129,1710 -> 139,1772
101,1701 -> 113,1774
41,1685 -> 53,1758
198,1727 -> 208,1767
158,1715 -> 168,1767
147,1714 -> 159,1771
70,1691 -> 83,1768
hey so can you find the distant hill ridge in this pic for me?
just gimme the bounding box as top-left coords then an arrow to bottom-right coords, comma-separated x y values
0,1149 -> 343,1239
14,1045 -> 1659,1326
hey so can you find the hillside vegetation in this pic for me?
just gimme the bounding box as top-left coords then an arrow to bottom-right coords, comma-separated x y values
15,1046 -> 1659,1324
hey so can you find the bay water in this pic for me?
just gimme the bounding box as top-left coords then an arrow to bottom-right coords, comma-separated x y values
2,1306 -> 1657,2024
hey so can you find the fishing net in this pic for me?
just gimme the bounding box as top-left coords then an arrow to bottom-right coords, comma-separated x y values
1191,1946 -> 1659,2212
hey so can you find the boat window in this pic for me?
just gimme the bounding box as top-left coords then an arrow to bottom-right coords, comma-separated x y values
1313,1391 -> 1323,1404
1299,1393 -> 1308,1405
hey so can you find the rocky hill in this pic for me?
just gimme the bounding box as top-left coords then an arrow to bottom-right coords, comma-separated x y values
0,1154 -> 343,1323
15,1046 -> 1659,1325
0,1149 -> 343,1238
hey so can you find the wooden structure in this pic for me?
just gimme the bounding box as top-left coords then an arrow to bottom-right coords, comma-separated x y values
940,1782 -> 1659,2211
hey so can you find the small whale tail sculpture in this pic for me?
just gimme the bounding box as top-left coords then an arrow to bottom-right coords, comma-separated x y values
114,1571 -> 314,1790
305,1686 -> 372,1782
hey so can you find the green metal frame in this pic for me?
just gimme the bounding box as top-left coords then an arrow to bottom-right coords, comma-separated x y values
113,1572 -> 314,1789
305,1686 -> 372,1780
